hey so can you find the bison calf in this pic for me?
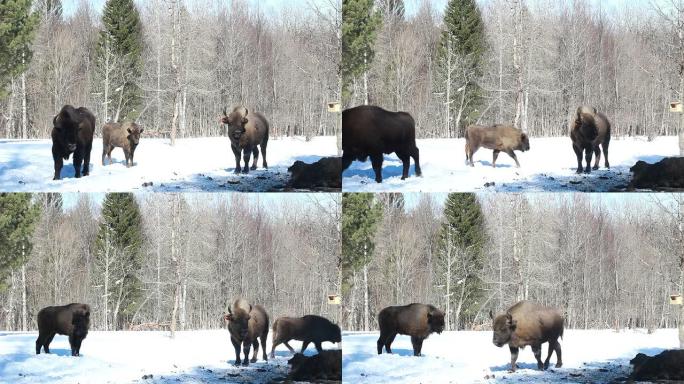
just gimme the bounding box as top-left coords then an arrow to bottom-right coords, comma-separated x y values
377,303 -> 445,356
270,315 -> 341,358
102,122 -> 143,167
629,350 -> 684,381
36,303 -> 90,357
465,125 -> 530,168
287,350 -> 342,381
570,106 -> 611,173
221,106 -> 269,174
342,105 -> 422,183
223,298 -> 269,366
51,105 -> 95,180
490,301 -> 564,372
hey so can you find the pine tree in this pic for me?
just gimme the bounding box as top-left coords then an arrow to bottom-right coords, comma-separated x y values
435,0 -> 486,138
0,193 -> 39,290
0,0 -> 39,98
341,0 -> 382,105
95,193 -> 143,330
95,0 -> 143,122
435,193 -> 486,330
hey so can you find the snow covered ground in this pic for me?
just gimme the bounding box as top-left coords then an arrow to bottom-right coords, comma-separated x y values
342,328 -> 678,383
342,136 -> 681,192
0,136 -> 337,192
0,330 -> 339,384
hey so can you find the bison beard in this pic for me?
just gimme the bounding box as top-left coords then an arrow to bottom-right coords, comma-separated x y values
376,303 -> 445,356
36,303 -> 91,357
342,105 -> 422,183
51,105 -> 95,180
490,300 -> 564,372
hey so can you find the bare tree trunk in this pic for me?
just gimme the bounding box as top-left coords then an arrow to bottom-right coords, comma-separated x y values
363,53 -> 369,106
21,54 -> 27,139
5,270 -> 16,330
169,1 -> 180,146
170,195 -> 181,338
363,261 -> 369,331
21,244 -> 27,331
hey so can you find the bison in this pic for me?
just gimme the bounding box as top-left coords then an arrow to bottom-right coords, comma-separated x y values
465,124 -> 530,168
342,105 -> 422,183
628,157 -> 684,190
36,303 -> 90,357
287,157 -> 342,190
270,314 -> 341,358
102,122 -> 143,167
490,301 -> 564,372
287,350 -> 342,381
377,303 -> 445,356
570,106 -> 611,173
223,298 -> 269,366
51,105 -> 95,180
220,106 -> 269,174
629,350 -> 684,381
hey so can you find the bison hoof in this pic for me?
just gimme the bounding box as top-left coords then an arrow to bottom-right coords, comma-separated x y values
250,165 -> 257,170
575,168 -> 583,174
584,168 -> 591,174
250,357 -> 257,363
556,362 -> 563,368
234,360 -> 241,366
234,168 -> 241,174
242,360 -> 249,366
592,165 -> 599,170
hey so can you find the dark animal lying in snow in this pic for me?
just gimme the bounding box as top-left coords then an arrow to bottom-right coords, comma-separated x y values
629,350 -> 684,381
629,157 -> 684,190
287,157 -> 341,190
287,349 -> 341,381
36,303 -> 91,356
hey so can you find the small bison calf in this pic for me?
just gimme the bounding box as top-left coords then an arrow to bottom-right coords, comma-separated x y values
465,124 -> 530,168
102,122 -> 143,167
287,350 -> 342,381
36,303 -> 90,356
377,303 -> 445,356
270,315 -> 341,358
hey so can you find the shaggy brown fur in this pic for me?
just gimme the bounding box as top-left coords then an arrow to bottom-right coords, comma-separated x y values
51,105 -> 95,180
465,124 -> 530,168
287,350 -> 341,381
36,303 -> 91,356
377,303 -> 445,356
570,106 -> 611,173
102,122 -> 143,167
221,106 -> 269,174
223,298 -> 269,366
270,315 -> 341,358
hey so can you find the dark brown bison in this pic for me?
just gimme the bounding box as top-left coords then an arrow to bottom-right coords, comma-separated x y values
570,106 -> 611,173
629,350 -> 684,381
287,350 -> 342,381
269,315 -> 341,358
490,301 -> 564,372
342,105 -> 422,183
628,157 -> 684,190
223,298 -> 269,366
465,124 -> 530,168
377,303 -> 445,356
102,122 -> 143,167
51,105 -> 95,180
36,303 -> 90,356
287,157 -> 342,190
220,106 -> 269,174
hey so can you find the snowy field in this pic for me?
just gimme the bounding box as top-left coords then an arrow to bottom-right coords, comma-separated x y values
342,136 -> 681,192
0,136 -> 337,192
342,329 -> 678,383
0,330 -> 339,384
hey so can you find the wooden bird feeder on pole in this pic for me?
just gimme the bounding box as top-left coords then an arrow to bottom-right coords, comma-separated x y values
670,294 -> 683,305
327,294 -> 341,305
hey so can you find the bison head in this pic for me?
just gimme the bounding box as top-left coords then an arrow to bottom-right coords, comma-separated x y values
71,307 -> 90,338
574,106 -> 599,137
126,123 -> 144,146
221,106 -> 249,141
332,323 -> 342,343
428,307 -> 445,334
490,310 -> 515,347
53,105 -> 80,152
224,304 -> 251,340
519,132 -> 530,152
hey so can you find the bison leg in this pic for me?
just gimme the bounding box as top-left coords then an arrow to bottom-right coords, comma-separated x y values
124,149 -> 131,168
283,341 -> 296,353
301,340 -> 311,353
35,333 -> 45,354
592,146 -> 601,170
583,147 -> 593,173
509,346 -> 519,372
505,149 -> 520,168
73,149 -> 83,178
102,146 -> 108,166
342,153 -> 353,171
370,154 -> 383,183
602,140 -> 610,169
250,339 -> 259,363
53,151 -> 63,180
553,339 -> 562,368
492,150 -> 500,168
269,337 -> 280,359
242,341 -> 252,366
411,146 -> 421,177
314,341 -> 323,353
242,150 -> 252,174
544,340 -> 557,370
376,334 -> 385,354
260,333 -> 268,361
69,334 -> 83,356
250,147 -> 259,170
572,144 -> 583,174
532,344 -> 543,370
231,338 -> 242,366
410,336 -> 424,356
467,144 -> 477,167
397,151 -> 410,180
260,139 -> 268,169
44,332 -> 56,354
385,333 -> 396,353
83,143 -> 92,176
231,145 -> 242,174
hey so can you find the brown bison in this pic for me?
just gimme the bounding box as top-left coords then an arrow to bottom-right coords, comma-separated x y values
287,350 -> 342,381
36,303 -> 90,356
223,298 -> 269,366
342,105 -> 422,183
51,105 -> 95,180
287,157 -> 342,190
220,106 -> 269,174
377,303 -> 445,356
628,157 -> 684,190
490,301 -> 564,372
269,315 -> 341,358
570,106 -> 611,173
629,350 -> 684,381
102,122 -> 143,167
465,124 -> 530,168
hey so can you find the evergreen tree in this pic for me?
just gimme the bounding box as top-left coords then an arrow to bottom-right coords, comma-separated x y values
0,0 -> 39,98
0,193 -> 39,290
95,193 -> 143,330
341,192 -> 382,294
95,0 -> 143,122
435,0 -> 486,137
341,0 -> 382,104
435,193 -> 486,330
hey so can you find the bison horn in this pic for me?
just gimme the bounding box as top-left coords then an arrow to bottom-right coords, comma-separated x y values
244,108 -> 248,116
489,310 -> 494,320
222,107 -> 227,116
